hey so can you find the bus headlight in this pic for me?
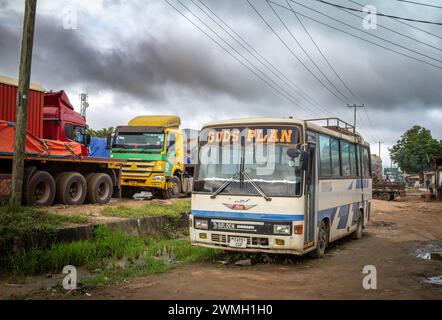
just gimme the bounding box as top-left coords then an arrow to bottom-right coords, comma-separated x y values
273,224 -> 291,235
195,219 -> 209,230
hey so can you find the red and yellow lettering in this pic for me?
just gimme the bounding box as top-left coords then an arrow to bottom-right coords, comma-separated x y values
247,129 -> 256,142
208,131 -> 215,143
231,130 -> 240,143
280,129 -> 293,143
222,130 -> 231,143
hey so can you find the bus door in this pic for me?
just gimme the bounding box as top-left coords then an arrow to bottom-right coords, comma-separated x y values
305,142 -> 317,245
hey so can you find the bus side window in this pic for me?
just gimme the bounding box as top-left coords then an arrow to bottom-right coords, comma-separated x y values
330,138 -> 340,177
363,147 -> 371,178
349,143 -> 358,177
341,140 -> 351,177
319,135 -> 331,177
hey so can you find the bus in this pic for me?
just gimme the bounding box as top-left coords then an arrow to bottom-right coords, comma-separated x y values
190,117 -> 372,258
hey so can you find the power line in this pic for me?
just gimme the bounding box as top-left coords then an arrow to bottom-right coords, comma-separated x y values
289,0 -> 442,65
315,0 -> 442,25
247,0 -> 354,107
285,0 -> 362,103
349,0 -> 442,40
269,1 -> 442,70
192,0 -> 330,116
164,0 -> 310,113
396,0 -> 442,9
266,0 -> 353,104
334,1 -> 442,52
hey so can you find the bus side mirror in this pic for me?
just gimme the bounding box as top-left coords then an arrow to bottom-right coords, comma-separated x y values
287,148 -> 301,159
106,134 -> 112,150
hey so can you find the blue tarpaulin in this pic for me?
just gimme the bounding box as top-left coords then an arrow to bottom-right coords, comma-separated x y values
89,137 -> 109,158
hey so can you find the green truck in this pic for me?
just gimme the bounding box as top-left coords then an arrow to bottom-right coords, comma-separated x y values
109,115 -> 195,199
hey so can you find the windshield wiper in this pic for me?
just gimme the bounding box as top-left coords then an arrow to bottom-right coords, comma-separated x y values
210,172 -> 239,199
242,171 -> 272,202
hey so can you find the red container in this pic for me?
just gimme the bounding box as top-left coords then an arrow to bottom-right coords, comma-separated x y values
0,76 -> 44,138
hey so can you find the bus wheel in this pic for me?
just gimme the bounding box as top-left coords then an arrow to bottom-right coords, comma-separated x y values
24,171 -> 56,206
87,173 -> 113,204
310,220 -> 328,259
56,172 -> 87,205
170,176 -> 182,198
351,212 -> 363,240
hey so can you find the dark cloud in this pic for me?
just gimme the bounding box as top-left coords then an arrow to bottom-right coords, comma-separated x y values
0,0 -> 441,165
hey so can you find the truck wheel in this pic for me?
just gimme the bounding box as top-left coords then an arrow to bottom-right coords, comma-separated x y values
24,171 -> 56,206
87,173 -> 113,204
170,176 -> 182,198
351,211 -> 363,240
381,193 -> 390,201
309,220 -> 329,259
56,172 -> 87,205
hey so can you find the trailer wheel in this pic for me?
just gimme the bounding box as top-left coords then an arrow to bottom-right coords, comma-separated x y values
56,172 -> 87,205
309,220 -> 329,259
381,192 -> 390,201
87,173 -> 113,204
24,171 -> 56,206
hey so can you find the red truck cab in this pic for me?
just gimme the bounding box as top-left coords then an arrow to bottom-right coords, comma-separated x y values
43,91 -> 90,156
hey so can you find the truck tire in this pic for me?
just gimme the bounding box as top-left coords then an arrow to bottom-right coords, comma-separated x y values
309,220 -> 329,259
24,171 -> 56,206
87,173 -> 113,204
351,211 -> 363,240
170,176 -> 182,198
381,192 -> 390,201
56,172 -> 87,205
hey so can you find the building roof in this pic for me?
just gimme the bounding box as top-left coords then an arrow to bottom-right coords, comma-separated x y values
0,75 -> 45,92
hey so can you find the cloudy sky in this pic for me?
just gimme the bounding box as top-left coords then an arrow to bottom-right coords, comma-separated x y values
1,0 -> 441,165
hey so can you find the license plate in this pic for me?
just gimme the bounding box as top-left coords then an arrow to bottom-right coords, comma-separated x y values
229,237 -> 247,248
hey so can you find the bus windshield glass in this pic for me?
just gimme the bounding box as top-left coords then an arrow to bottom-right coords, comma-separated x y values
194,126 -> 303,197
113,132 -> 165,151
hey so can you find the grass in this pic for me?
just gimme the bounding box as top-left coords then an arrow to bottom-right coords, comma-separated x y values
102,199 -> 191,219
0,204 -> 88,243
0,225 -> 219,289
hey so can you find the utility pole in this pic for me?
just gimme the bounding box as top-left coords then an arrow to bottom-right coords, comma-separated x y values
347,104 -> 365,132
377,141 -> 384,158
10,0 -> 37,208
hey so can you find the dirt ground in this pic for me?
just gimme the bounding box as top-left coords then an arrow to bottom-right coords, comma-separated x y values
2,196 -> 441,300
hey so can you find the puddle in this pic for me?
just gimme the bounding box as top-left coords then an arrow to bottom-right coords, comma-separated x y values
423,276 -> 442,286
415,244 -> 442,261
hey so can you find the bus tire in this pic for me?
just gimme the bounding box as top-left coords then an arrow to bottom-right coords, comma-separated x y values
87,173 -> 113,204
56,172 -> 87,205
310,220 -> 329,259
170,176 -> 182,198
24,171 -> 56,207
351,211 -> 363,240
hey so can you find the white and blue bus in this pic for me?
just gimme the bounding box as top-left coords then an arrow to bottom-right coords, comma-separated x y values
190,117 -> 372,258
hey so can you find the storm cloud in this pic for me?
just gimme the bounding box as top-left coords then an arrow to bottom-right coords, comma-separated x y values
0,0 -> 441,164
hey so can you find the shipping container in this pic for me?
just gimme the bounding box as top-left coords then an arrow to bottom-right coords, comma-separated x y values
0,75 -> 45,138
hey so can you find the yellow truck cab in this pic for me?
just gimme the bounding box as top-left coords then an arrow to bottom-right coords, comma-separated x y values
110,115 -> 192,198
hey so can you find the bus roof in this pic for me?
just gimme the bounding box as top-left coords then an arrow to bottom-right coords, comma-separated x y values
202,117 -> 369,146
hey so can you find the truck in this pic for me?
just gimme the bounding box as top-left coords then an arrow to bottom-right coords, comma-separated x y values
370,154 -> 406,201
109,116 -> 195,199
0,75 -> 124,206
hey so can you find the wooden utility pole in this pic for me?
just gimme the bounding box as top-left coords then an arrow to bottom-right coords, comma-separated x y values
10,0 -> 37,208
377,141 -> 384,158
347,104 -> 365,132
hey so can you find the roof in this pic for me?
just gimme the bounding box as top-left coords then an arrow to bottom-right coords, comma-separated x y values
0,75 -> 45,92
129,115 -> 181,128
202,117 -> 367,146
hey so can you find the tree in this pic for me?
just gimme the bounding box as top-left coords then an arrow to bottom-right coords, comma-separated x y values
86,127 -> 114,138
389,125 -> 442,173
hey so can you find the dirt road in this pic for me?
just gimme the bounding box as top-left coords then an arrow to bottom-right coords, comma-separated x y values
88,197 -> 442,300
2,196 -> 441,300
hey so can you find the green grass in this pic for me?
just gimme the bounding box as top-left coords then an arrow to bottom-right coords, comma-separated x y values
0,204 -> 88,243
102,199 -> 191,219
1,225 -> 218,285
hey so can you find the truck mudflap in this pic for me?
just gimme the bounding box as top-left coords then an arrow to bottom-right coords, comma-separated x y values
0,174 -> 11,199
